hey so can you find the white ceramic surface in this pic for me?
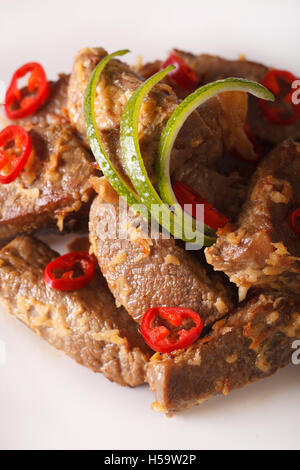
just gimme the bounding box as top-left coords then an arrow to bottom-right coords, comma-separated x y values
0,0 -> 299,450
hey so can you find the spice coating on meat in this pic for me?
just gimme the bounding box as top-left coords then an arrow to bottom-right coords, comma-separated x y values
0,123 -> 96,245
17,74 -> 70,128
2,46 -> 299,414
0,76 -> 97,246
0,235 -> 152,386
173,50 -> 267,83
205,140 -> 300,299
146,292 -> 300,413
173,49 -> 300,145
172,160 -> 247,220
67,47 -> 179,179
67,48 -> 256,189
89,177 -> 234,327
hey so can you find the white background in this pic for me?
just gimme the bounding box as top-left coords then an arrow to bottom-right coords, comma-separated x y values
0,0 -> 299,450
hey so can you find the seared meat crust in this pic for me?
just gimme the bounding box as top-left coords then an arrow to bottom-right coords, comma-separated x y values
67,47 -> 256,218
0,122 -> 96,246
173,160 -> 247,220
0,235 -> 152,386
17,74 -> 70,128
68,47 -> 180,179
2,47 -> 298,413
146,292 -> 300,413
0,76 -> 97,246
173,50 -> 267,83
89,178 -> 234,327
174,49 -> 300,145
205,140 -> 300,298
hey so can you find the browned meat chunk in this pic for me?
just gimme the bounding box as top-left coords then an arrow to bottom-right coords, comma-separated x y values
0,235 -> 152,386
146,292 -> 300,413
172,91 -> 258,220
89,177 -> 234,327
67,48 -> 256,192
136,57 -> 257,161
172,160 -> 247,220
68,47 -> 189,179
17,74 -> 70,128
206,140 -> 300,299
0,76 -> 97,246
173,49 -> 300,145
173,50 -> 267,83
135,60 -> 162,80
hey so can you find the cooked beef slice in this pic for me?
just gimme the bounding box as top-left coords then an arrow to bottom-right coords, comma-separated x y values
172,92 -> 258,220
135,60 -> 162,80
173,50 -> 268,83
68,47 -> 187,179
173,49 -> 300,145
205,140 -> 300,299
172,160 -> 247,220
146,292 -> 300,413
0,122 -> 96,246
67,47 -> 256,185
0,72 -> 97,245
0,235 -> 152,386
17,74 -> 70,128
89,177 -> 234,327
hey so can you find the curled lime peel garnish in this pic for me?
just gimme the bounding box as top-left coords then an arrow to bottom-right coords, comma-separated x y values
120,67 -> 214,247
157,77 -> 275,219
84,49 -> 147,218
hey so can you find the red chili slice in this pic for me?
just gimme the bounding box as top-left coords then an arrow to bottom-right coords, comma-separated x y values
290,208 -> 300,236
141,307 -> 203,353
172,181 -> 229,230
162,53 -> 199,91
44,252 -> 97,291
5,62 -> 49,120
0,125 -> 32,184
259,69 -> 300,125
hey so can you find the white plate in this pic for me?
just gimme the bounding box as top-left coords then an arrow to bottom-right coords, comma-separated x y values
0,0 -> 299,451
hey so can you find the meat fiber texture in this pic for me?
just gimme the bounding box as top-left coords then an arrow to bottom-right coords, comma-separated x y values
89,177 -> 235,327
174,49 -> 300,145
146,291 -> 300,413
0,76 -> 97,246
0,235 -> 152,387
206,140 -> 300,300
67,47 -> 257,220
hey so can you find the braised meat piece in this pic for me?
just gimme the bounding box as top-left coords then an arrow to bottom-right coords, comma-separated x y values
173,50 -> 267,83
0,235 -> 152,386
0,76 -> 97,246
173,160 -> 247,220
172,91 -> 258,220
17,74 -> 70,128
146,292 -> 300,413
206,140 -> 300,299
67,47 -> 198,180
67,47 -> 256,213
89,177 -> 234,327
173,49 -> 300,145
0,122 -> 96,246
